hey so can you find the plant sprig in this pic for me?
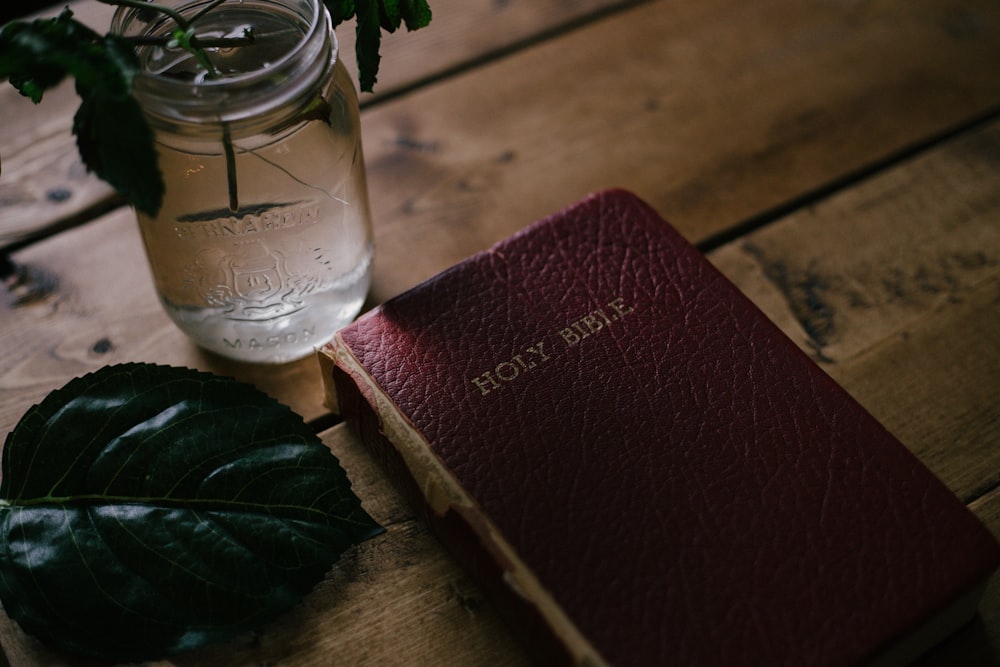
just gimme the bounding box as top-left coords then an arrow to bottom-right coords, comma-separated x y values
0,0 -> 432,217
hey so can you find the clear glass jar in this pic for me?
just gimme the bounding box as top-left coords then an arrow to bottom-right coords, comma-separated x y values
112,0 -> 373,364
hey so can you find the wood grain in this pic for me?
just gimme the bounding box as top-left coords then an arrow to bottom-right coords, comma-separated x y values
711,119 -> 1000,665
0,0 -> 639,247
4,88 -> 996,667
0,208 -> 335,426
1,0 -> 998,664
358,0 -> 1000,300
0,2 -> 118,246
5,0 -> 995,436
344,0 -> 647,101
711,118 -> 1000,498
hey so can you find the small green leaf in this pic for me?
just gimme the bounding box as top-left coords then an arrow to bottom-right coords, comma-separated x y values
399,0 -> 432,30
355,0 -> 383,92
0,10 -> 88,102
324,0 -> 357,28
0,363 -> 382,661
0,9 -> 165,215
73,84 -> 164,217
322,0 -> 431,91
379,0 -> 402,32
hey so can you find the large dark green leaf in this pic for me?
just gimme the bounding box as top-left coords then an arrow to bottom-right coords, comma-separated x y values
0,363 -> 382,661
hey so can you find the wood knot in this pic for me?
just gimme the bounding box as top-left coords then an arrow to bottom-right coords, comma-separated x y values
2,257 -> 60,307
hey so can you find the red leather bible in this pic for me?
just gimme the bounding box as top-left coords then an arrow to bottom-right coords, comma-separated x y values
320,190 -> 999,666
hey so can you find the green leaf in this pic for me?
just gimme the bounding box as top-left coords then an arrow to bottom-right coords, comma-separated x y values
355,0 -> 383,92
0,363 -> 382,661
73,82 -> 164,217
324,0 -> 357,28
399,0 -> 432,30
0,10 -> 87,102
322,0 -> 431,91
0,9 -> 165,216
379,0 -> 402,32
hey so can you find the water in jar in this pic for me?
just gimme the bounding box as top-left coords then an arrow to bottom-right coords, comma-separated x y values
134,3 -> 373,364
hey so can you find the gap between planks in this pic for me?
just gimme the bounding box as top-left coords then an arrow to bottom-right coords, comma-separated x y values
696,103 -> 1000,254
357,0 -> 655,111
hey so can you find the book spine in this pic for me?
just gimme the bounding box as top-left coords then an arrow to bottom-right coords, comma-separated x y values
329,359 -> 589,667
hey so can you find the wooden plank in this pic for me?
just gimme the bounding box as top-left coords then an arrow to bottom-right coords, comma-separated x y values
0,0 -> 639,247
3,115 -> 997,667
710,119 -> 1000,367
8,0 -> 1000,254
708,118 -> 1000,501
344,0 -> 646,101
825,282 -> 999,501
1,2 -> 999,664
358,0 -> 1000,300
2,2 -> 996,491
0,208 -> 333,426
0,2 -> 118,248
705,120 -> 1000,662
9,0 -> 993,429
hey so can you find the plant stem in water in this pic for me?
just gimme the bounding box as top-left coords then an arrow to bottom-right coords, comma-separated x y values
223,123 -> 238,211
107,0 -> 283,214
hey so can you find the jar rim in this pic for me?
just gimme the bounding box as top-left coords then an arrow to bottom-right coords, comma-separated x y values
111,0 -> 337,131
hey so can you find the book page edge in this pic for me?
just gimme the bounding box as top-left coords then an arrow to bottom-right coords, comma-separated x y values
320,338 -> 607,667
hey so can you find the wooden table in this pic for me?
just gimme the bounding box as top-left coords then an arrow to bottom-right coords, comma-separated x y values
1,0 -> 998,664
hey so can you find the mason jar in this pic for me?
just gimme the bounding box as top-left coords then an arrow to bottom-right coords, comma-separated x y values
111,0 -> 373,364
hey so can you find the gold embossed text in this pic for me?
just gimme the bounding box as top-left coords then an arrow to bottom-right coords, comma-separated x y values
469,297 -> 635,396
470,342 -> 551,396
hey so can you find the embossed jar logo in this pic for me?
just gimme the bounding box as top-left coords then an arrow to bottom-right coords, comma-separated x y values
189,242 -> 304,321
230,249 -> 288,310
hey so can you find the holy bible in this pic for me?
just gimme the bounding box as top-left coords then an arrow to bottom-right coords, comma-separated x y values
320,190 -> 999,666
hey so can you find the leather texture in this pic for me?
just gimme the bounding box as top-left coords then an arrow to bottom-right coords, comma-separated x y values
333,189 -> 1000,666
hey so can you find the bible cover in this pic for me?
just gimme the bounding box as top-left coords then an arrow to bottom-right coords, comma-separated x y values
320,189 -> 1000,666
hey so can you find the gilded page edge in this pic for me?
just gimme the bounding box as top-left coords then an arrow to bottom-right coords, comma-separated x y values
319,337 -> 607,667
